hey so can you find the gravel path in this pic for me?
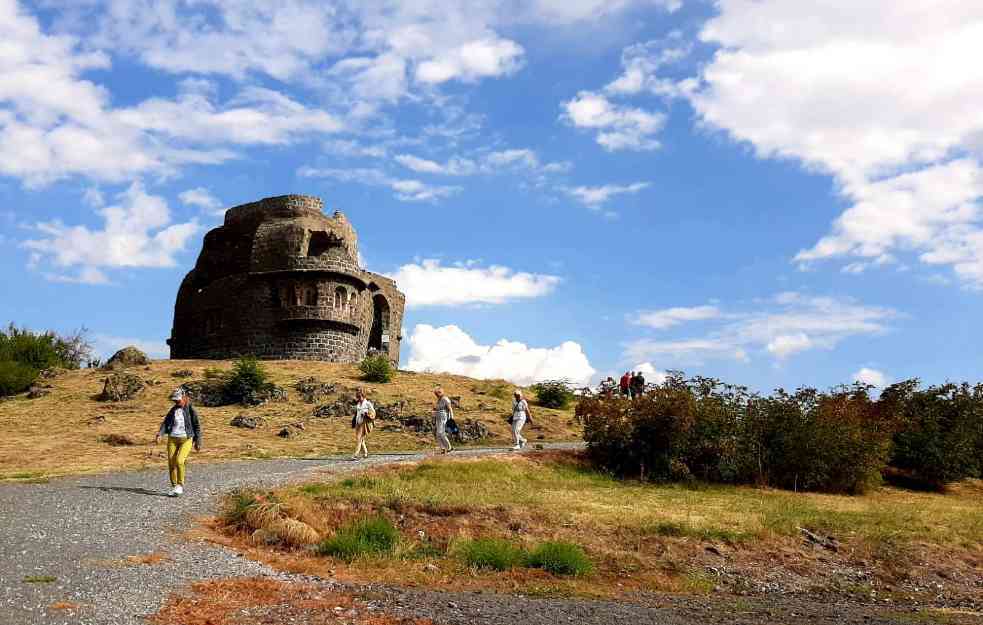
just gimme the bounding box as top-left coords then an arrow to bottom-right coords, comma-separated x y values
0,446 -> 962,625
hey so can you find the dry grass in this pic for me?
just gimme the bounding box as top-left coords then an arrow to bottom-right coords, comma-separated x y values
0,359 -> 580,479
207,452 -> 983,603
149,578 -> 433,625
125,552 -> 170,565
48,601 -> 82,611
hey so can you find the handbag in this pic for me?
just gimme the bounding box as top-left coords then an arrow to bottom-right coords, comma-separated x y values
351,415 -> 357,429
446,417 -> 459,435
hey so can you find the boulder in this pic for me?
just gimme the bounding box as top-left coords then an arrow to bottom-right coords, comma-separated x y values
98,373 -> 145,402
103,346 -> 150,370
451,419 -> 490,443
294,377 -> 337,403
277,425 -> 303,438
401,415 -> 434,434
230,415 -> 264,429
375,400 -> 407,420
26,385 -> 51,399
171,369 -> 194,378
312,399 -> 353,418
181,380 -> 228,407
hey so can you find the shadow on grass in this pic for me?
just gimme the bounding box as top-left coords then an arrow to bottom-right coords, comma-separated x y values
79,485 -> 172,498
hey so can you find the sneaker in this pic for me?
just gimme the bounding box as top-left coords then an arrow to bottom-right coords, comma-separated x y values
168,487 -> 179,497
512,444 -> 521,450
519,439 -> 527,449
174,485 -> 184,495
351,455 -> 360,461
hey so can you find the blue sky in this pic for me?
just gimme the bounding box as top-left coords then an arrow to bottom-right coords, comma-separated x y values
2,0 -> 982,391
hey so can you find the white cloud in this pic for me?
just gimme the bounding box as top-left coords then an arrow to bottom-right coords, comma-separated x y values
853,367 -> 889,388
633,362 -> 668,385
394,154 -> 477,176
298,166 -> 461,202
179,187 -> 223,215
633,305 -> 721,329
605,33 -> 696,98
561,91 -> 665,151
626,292 -> 896,365
405,324 -> 595,385
415,37 -> 524,84
394,148 -> 571,179
391,259 -> 560,307
562,182 -> 650,208
92,333 -> 169,360
22,181 -> 200,283
688,0 -> 983,286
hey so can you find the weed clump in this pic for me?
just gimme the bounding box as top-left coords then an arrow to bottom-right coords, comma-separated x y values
457,538 -> 526,571
318,516 -> 399,561
526,541 -> 593,577
359,354 -> 393,383
530,379 -> 575,409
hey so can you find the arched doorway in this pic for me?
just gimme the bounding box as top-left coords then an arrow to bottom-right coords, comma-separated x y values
369,294 -> 390,351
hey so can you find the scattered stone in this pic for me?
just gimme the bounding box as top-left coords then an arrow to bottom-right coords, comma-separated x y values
230,415 -> 264,429
86,415 -> 107,425
103,346 -> 150,370
38,368 -> 64,380
98,373 -> 145,402
171,369 -> 194,378
26,385 -> 51,399
423,563 -> 440,573
294,377 -> 338,403
451,419 -> 490,443
375,400 -> 406,420
99,433 -> 137,446
380,424 -> 404,433
180,380 -> 227,407
400,416 -> 433,434
312,399 -> 353,418
706,545 -> 725,557
799,527 -> 839,552
277,425 -> 303,438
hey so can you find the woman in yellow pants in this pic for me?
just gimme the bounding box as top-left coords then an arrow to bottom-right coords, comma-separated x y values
155,388 -> 202,497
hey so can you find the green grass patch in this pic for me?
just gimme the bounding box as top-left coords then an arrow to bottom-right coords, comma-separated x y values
457,538 -> 526,571
526,541 -> 593,577
318,516 -> 399,561
23,575 -> 57,584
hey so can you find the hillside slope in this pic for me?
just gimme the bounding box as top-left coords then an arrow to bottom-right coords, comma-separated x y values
0,360 -> 580,479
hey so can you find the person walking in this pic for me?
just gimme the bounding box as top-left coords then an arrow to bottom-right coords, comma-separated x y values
155,388 -> 201,497
631,371 -> 646,398
620,371 -> 632,398
352,388 -> 375,460
433,387 -> 454,454
510,390 -> 533,450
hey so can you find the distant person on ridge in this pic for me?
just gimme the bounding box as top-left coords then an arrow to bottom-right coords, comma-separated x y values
600,376 -> 617,398
620,371 -> 632,398
631,371 -> 646,398
351,388 -> 375,461
155,388 -> 202,497
433,387 -> 454,454
510,390 -> 532,450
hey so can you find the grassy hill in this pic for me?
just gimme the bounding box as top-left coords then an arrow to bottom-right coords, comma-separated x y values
0,360 -> 581,480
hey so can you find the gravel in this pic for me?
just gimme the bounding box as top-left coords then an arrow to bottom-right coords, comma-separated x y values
0,444 -> 948,625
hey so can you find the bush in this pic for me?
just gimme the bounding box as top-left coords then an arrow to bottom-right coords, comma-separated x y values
886,381 -> 983,487
530,379 -> 575,409
526,541 -> 593,577
225,356 -> 270,402
457,538 -> 526,571
359,354 -> 393,383
0,360 -> 40,396
318,516 -> 399,561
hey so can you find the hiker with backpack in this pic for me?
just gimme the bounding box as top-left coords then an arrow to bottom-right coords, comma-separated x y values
352,388 -> 375,460
154,388 -> 202,497
510,390 -> 532,450
433,386 -> 454,454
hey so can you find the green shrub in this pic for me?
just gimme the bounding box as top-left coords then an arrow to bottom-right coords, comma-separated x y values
359,354 -> 393,383
457,538 -> 526,571
886,381 -> 983,487
225,356 -> 270,402
318,516 -> 399,561
530,379 -> 575,409
0,360 -> 39,396
527,541 -> 593,577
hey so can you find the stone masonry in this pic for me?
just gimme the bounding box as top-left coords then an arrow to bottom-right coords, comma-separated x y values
168,195 -> 405,365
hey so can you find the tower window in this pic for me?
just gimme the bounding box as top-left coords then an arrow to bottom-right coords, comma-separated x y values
307,231 -> 341,257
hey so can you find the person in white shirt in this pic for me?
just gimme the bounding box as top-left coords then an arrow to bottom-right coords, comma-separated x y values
352,388 -> 375,460
155,388 -> 202,497
510,390 -> 532,450
433,387 -> 454,454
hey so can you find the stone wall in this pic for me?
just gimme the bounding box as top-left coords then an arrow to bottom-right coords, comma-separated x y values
169,195 -> 405,365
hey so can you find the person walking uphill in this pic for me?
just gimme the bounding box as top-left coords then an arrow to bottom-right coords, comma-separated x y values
352,388 -> 375,460
510,390 -> 533,450
155,388 -> 202,497
620,372 -> 632,398
433,387 -> 454,454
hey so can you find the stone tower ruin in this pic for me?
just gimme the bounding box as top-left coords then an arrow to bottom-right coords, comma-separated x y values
168,194 -> 405,365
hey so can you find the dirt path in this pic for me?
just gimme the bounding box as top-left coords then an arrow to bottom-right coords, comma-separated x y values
0,447 -> 973,625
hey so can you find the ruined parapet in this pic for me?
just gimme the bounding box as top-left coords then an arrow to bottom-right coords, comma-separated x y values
168,195 -> 405,365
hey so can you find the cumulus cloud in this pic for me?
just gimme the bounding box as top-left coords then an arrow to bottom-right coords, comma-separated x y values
688,0 -> 983,286
405,324 -> 595,385
560,91 -> 665,151
179,187 -> 223,215
853,367 -> 889,388
391,259 -> 560,307
22,181 -> 200,284
633,305 -> 721,329
605,33 -> 696,98
298,166 -> 461,202
626,292 -> 896,365
561,182 -> 650,208
394,154 -> 477,176
633,362 -> 668,385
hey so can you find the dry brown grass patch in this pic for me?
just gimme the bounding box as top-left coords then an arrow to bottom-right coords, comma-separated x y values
125,552 -> 170,565
49,601 -> 82,611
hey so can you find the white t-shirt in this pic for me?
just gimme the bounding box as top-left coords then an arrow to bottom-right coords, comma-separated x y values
513,399 -> 529,420
171,408 -> 188,438
355,399 -> 374,425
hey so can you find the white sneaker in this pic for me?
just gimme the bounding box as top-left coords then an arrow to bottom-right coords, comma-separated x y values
168,486 -> 179,497
512,444 -> 521,450
174,485 -> 184,496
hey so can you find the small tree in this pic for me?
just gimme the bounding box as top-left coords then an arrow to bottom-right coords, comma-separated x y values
224,356 -> 272,403
359,354 -> 393,383
530,379 -> 575,409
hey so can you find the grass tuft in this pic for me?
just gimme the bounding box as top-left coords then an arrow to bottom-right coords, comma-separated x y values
457,538 -> 526,571
317,516 -> 399,561
526,541 -> 593,577
23,575 -> 57,583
